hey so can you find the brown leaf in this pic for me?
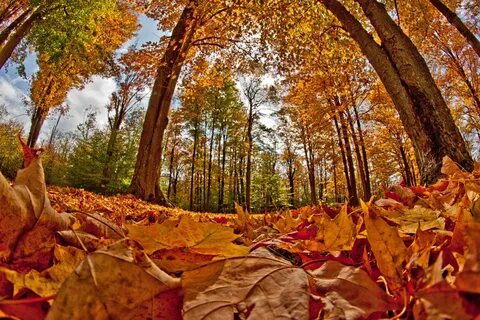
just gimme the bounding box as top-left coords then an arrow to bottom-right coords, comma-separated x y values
414,281 -> 470,320
311,261 -> 395,319
182,249 -> 310,320
0,153 -> 73,268
363,203 -> 407,289
46,239 -> 181,319
455,222 -> 480,293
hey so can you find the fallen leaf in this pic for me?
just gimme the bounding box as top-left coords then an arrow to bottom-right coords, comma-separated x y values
455,222 -> 480,293
46,239 -> 181,319
182,248 -> 310,320
318,204 -> 356,251
0,147 -> 73,269
0,245 -> 86,297
127,215 -> 248,257
363,203 -> 407,289
381,206 -> 445,234
406,227 -> 436,270
311,261 -> 395,319
414,281 -> 470,320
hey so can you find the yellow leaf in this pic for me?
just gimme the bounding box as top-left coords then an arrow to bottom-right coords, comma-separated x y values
0,245 -> 86,297
127,216 -> 248,257
365,206 -> 407,289
313,205 -> 356,251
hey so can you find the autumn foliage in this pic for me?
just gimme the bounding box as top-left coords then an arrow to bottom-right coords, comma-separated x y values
1,139 -> 480,318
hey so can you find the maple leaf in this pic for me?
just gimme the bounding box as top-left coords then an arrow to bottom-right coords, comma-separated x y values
182,248 -> 310,320
380,205 -> 445,234
311,261 -> 396,319
127,215 -> 247,256
0,142 -> 73,268
312,204 -> 356,251
0,245 -> 86,298
47,239 -> 181,319
362,201 -> 407,290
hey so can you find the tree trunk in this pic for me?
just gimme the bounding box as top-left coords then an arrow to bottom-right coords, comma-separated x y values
332,112 -> 351,198
189,123 -> 199,211
0,7 -> 30,47
218,131 -> 227,212
427,0 -> 480,57
286,145 -> 296,207
167,142 -> 176,200
245,103 -> 254,212
399,144 -> 414,186
321,0 -> 473,185
339,110 -> 358,205
353,104 -> 371,197
129,3 -> 197,204
346,108 -> 368,200
301,125 -> 317,205
331,135 -> 339,202
0,8 -> 41,70
27,106 -> 48,147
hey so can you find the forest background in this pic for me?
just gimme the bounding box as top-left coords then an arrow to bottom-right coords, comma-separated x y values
0,0 -> 479,213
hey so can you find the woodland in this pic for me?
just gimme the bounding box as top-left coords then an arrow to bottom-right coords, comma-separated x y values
0,0 -> 480,319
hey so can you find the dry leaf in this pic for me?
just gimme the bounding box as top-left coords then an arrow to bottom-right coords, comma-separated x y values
127,215 -> 248,257
182,249 -> 310,320
311,261 -> 395,319
414,281 -> 470,320
363,204 -> 407,289
0,245 -> 86,297
0,150 -> 73,268
47,239 -> 181,319
455,222 -> 480,293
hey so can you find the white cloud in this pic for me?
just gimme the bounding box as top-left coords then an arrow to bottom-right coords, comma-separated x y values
58,76 -> 117,132
0,76 -> 29,120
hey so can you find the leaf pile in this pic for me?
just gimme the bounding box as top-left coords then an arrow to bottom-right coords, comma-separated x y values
1,149 -> 480,319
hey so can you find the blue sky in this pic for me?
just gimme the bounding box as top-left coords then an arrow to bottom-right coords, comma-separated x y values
0,14 -> 160,141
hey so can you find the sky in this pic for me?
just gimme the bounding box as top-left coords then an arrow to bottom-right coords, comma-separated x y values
0,14 -> 160,141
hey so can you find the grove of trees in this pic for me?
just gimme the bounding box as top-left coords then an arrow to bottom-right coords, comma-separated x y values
0,0 -> 479,212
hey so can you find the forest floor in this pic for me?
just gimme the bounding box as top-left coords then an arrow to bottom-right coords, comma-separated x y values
1,153 -> 480,319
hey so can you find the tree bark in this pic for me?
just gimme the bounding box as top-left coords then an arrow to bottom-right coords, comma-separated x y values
321,0 -> 473,185
301,125 -> 317,205
0,7 -> 41,70
218,131 -> 227,212
353,104 -> 371,198
245,101 -> 254,212
339,110 -> 358,205
333,113 -> 351,200
129,3 -> 197,204
0,7 -> 30,47
427,0 -> 480,57
27,106 -> 48,148
346,108 -> 368,200
189,122 -> 199,211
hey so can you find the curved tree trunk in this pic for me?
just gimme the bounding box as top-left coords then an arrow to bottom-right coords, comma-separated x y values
427,0 -> 480,58
0,7 -> 30,46
321,0 -> 473,185
129,3 -> 197,204
0,8 -> 41,70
